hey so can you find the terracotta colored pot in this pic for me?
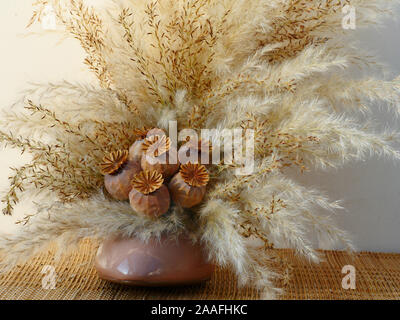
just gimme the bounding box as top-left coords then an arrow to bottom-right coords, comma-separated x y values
95,235 -> 215,286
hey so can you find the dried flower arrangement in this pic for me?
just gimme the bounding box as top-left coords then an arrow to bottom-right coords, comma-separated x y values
1,0 -> 400,298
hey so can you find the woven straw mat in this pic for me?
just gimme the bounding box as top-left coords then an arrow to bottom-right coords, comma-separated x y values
0,240 -> 399,300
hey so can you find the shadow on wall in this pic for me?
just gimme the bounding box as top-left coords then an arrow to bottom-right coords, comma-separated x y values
293,8 -> 400,252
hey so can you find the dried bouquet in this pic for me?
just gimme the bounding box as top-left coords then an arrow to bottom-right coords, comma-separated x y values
1,0 -> 400,298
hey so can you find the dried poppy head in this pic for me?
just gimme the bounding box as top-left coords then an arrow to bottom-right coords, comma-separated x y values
141,135 -> 180,179
129,170 -> 170,217
169,163 -> 209,208
100,150 -> 129,175
131,170 -> 164,195
178,138 -> 212,165
180,163 -> 209,187
142,135 -> 171,158
102,150 -> 141,201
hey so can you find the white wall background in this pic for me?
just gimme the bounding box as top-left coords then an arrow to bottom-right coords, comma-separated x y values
0,1 -> 399,252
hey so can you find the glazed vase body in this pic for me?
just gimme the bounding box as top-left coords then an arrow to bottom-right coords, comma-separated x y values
95,235 -> 214,286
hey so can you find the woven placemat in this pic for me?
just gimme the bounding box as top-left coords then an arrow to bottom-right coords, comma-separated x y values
0,240 -> 399,300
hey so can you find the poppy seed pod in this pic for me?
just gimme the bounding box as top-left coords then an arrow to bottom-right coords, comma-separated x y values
101,150 -> 141,200
169,163 -> 209,208
128,127 -> 166,163
128,140 -> 145,164
178,139 -> 212,165
141,135 -> 179,179
129,170 -> 171,218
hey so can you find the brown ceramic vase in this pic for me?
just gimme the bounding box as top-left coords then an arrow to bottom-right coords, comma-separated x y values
95,235 -> 215,286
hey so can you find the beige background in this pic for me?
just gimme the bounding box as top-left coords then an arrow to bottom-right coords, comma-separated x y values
0,1 -> 399,252
0,0 -> 95,234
